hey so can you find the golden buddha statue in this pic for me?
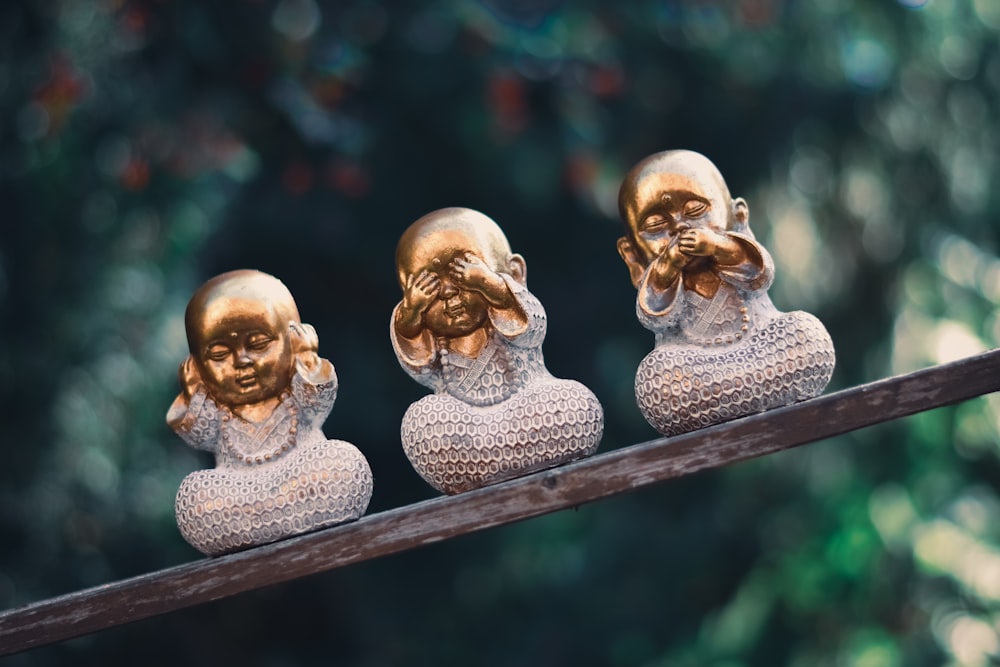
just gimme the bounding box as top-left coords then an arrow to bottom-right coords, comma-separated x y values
391,207 -> 604,494
617,150 -> 835,436
167,270 -> 373,555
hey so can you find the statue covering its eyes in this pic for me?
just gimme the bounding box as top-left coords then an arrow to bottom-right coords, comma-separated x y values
391,207 -> 604,495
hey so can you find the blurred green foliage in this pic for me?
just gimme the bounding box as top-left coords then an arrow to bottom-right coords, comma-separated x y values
1,0 -> 999,665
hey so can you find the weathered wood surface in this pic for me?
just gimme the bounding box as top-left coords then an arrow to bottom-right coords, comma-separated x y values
2,348 -> 999,656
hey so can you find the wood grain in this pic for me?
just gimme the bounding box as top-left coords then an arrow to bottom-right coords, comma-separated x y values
2,348 -> 999,655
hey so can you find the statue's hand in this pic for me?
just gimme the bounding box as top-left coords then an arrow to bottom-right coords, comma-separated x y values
678,228 -> 722,257
396,270 -> 440,339
179,356 -> 203,400
403,269 -> 440,316
289,321 -> 321,375
289,321 -> 319,354
450,253 -> 492,290
450,252 -> 507,303
647,241 -> 691,291
288,322 -> 319,354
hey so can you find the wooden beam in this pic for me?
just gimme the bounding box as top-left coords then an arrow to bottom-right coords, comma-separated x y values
2,348 -> 999,655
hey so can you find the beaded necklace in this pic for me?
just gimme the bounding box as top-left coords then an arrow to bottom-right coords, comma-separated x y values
219,390 -> 299,465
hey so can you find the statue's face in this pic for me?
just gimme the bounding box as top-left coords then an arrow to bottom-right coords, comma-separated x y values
625,171 -> 727,263
404,232 -> 492,338
192,297 -> 294,406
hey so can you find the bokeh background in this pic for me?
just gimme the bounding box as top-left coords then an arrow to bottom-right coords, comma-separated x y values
2,0 -> 1000,665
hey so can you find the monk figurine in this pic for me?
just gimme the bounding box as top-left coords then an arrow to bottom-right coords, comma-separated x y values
167,269 -> 373,555
616,150 -> 835,436
391,207 -> 604,494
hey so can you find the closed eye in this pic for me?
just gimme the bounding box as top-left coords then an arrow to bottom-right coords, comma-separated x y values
683,200 -> 709,217
206,345 -> 230,362
641,214 -> 669,232
247,335 -> 272,351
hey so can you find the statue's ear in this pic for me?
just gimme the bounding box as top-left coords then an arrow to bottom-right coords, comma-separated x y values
507,253 -> 527,286
617,236 -> 646,288
732,197 -> 749,230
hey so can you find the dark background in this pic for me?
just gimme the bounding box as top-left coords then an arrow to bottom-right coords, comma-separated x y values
2,1 -> 1000,665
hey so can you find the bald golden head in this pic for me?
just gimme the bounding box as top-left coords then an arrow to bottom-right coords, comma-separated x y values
185,270 -> 300,354
396,207 -> 514,288
184,270 -> 300,406
616,150 -> 749,287
618,149 -> 740,238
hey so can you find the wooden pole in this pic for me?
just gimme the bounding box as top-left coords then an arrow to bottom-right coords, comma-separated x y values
2,348 -> 999,655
